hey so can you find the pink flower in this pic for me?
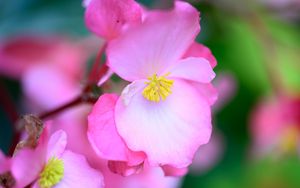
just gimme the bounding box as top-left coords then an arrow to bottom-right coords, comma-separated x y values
84,0 -> 143,40
0,37 -> 97,111
250,96 -> 300,157
0,37 -> 88,80
105,0 -> 215,168
10,128 -> 104,188
88,2 -> 215,174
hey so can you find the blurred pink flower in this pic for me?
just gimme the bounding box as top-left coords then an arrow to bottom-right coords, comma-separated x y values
0,36 -> 99,111
0,37 -> 88,80
212,72 -> 237,111
89,1 -> 215,174
10,128 -> 104,188
250,96 -> 300,157
84,0 -> 143,40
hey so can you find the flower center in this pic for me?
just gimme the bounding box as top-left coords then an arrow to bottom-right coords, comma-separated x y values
39,157 -> 64,188
279,125 -> 299,154
142,73 -> 174,102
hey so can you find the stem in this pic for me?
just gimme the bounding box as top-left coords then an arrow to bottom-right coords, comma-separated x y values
38,43 -> 108,120
38,96 -> 82,120
88,43 -> 108,83
249,13 -> 285,96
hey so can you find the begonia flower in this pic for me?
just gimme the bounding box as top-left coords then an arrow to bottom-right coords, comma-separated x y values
0,37 -> 100,111
10,128 -> 104,188
0,37 -> 89,80
88,1 -> 216,174
106,0 -> 215,168
84,0 -> 143,40
250,96 -> 300,157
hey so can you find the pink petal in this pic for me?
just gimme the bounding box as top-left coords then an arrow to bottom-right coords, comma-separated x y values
161,165 -> 188,177
115,79 -> 212,167
169,57 -> 215,83
0,37 -> 86,80
88,94 -> 145,164
11,148 -> 45,188
85,0 -> 142,40
0,151 -> 10,173
191,82 -> 218,106
47,130 -> 67,159
107,1 -> 200,81
183,42 -> 217,68
118,166 -> 182,188
101,164 -> 182,188
57,150 -> 104,188
0,37 -> 56,79
22,65 -> 81,111
97,69 -> 114,86
108,161 -> 143,177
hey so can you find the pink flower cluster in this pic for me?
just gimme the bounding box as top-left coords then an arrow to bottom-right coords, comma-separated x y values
0,0 -> 217,187
86,0 -> 216,176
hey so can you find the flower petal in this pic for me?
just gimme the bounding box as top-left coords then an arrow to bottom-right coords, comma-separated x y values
22,65 -> 81,111
0,151 -> 10,173
169,57 -> 215,83
115,79 -> 212,167
11,148 -> 45,188
47,130 -> 67,159
161,165 -> 188,177
108,161 -> 144,177
191,82 -> 218,106
183,42 -> 217,68
107,1 -> 200,81
85,0 -> 142,40
57,150 -> 104,188
97,68 -> 114,86
88,94 -> 145,164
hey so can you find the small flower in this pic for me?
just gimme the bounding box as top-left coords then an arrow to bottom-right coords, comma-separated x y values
10,128 -> 104,188
251,96 -> 300,157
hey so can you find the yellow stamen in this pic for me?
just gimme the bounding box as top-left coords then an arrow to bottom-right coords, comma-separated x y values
39,157 -> 64,188
142,73 -> 174,102
279,126 -> 299,154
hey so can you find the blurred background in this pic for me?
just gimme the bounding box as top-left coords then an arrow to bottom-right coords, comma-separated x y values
0,0 -> 300,187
